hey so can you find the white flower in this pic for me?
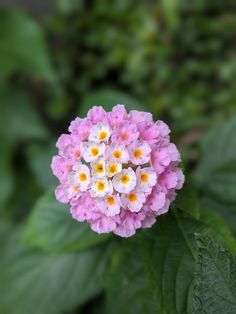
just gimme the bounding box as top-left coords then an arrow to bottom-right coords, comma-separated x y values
82,141 -> 106,162
128,141 -> 151,165
98,194 -> 121,217
89,123 -> 111,142
91,157 -> 106,178
121,191 -> 146,212
90,178 -> 113,198
106,160 -> 122,177
112,167 -> 137,194
108,144 -> 129,163
136,167 -> 157,193
68,164 -> 90,192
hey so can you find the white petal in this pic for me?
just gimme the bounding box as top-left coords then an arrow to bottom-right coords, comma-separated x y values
112,168 -> 137,194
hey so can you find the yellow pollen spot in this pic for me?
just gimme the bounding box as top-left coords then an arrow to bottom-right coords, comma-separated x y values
99,131 -> 108,140
73,186 -> 79,192
96,164 -> 104,173
113,150 -> 122,159
97,181 -> 105,191
141,173 -> 149,183
109,164 -> 118,174
133,149 -> 143,159
91,147 -> 99,156
79,173 -> 87,182
120,175 -> 130,185
107,197 -> 115,206
121,133 -> 129,141
128,193 -> 137,202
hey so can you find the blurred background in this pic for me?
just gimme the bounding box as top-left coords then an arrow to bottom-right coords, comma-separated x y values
0,0 -> 235,313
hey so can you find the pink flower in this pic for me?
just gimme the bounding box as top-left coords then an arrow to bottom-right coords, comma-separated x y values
137,121 -> 159,145
129,110 -> 153,123
69,118 -> 92,141
87,106 -> 107,124
51,155 -> 72,183
107,104 -> 127,128
151,143 -> 181,174
51,105 -> 184,237
111,122 -> 139,145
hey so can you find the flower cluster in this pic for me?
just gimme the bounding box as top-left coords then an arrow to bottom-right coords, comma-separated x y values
51,105 -> 184,237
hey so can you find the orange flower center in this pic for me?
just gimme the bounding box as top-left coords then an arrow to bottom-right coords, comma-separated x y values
113,150 -> 122,159
91,147 -> 99,156
128,193 -> 137,202
141,173 -> 149,182
107,197 -> 115,206
120,175 -> 130,185
99,131 -> 107,140
97,181 -> 105,191
133,149 -> 142,158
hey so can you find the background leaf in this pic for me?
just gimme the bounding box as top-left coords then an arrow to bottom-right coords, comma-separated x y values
25,141 -> 57,189
0,226 -> 112,314
0,84 -> 48,142
194,118 -> 236,204
0,138 -> 13,208
193,236 -> 236,314
0,8 -> 55,82
23,189 -> 110,252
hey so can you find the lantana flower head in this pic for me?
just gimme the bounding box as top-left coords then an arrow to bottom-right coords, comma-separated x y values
51,105 -> 184,237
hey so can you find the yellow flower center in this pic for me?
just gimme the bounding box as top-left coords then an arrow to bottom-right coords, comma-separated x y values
133,149 -> 143,159
96,163 -> 104,173
113,150 -> 122,159
99,131 -> 108,140
73,186 -> 79,192
91,147 -> 99,156
79,173 -> 87,182
106,197 -> 115,206
128,193 -> 137,202
120,175 -> 130,185
97,181 -> 105,191
141,173 -> 149,183
109,164 -> 118,174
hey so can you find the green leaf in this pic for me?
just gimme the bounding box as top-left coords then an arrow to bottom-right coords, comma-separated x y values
106,209 -> 236,314
0,137 -> 13,208
175,185 -> 200,219
194,117 -> 236,203
200,197 -> 236,235
0,85 -> 48,142
0,8 -> 55,82
79,89 -> 147,117
23,189 -> 110,253
0,227 -> 112,314
25,141 -> 57,189
193,236 -> 236,314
